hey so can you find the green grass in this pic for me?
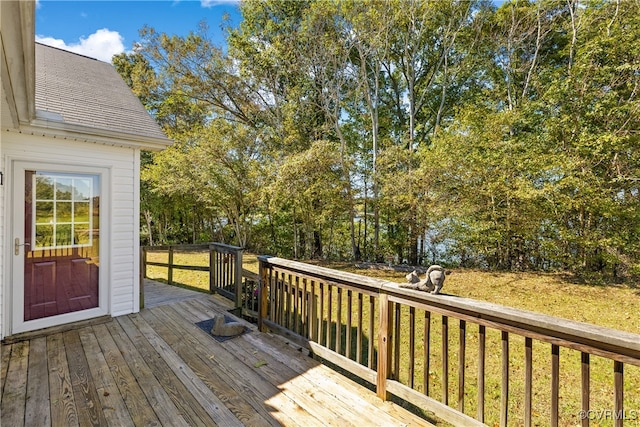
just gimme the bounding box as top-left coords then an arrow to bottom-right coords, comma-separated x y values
143,251 -> 640,426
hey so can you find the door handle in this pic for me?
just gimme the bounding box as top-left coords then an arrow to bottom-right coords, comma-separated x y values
15,238 -> 30,255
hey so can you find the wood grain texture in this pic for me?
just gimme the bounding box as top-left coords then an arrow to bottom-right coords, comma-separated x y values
77,327 -> 134,427
25,337 -> 51,427
117,315 -> 213,427
1,280 -> 437,427
92,323 -> 162,426
0,343 -> 12,396
129,311 -> 243,427
63,329 -> 108,427
47,333 -> 79,427
1,341 -> 29,427
104,320 -> 189,426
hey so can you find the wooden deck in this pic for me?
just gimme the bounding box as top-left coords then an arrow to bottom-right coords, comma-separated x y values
1,282 -> 436,426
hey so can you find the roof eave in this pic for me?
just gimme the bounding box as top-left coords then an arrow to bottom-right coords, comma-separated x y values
23,119 -> 172,151
0,1 -> 36,128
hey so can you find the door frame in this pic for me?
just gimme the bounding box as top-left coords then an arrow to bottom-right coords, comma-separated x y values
8,159 -> 110,335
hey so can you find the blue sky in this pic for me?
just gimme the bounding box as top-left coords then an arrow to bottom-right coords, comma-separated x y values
35,0 -> 242,62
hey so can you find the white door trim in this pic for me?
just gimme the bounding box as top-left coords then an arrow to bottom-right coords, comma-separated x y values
9,159 -> 110,335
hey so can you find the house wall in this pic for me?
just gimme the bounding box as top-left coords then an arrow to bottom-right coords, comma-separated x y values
1,129 -> 141,338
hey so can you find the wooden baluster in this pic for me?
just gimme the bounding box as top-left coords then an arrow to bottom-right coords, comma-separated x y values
319,282 -> 325,344
286,274 -> 293,330
302,278 -> 308,338
346,290 -> 353,360
614,361 -> 623,427
501,331 -> 509,427
408,306 -> 415,388
424,311 -> 431,396
293,275 -> 299,334
478,325 -> 485,423
269,268 -> 275,322
326,284 -> 333,349
309,280 -> 316,341
525,337 -> 533,427
394,303 -> 401,380
278,272 -> 285,326
214,251 -> 219,291
357,292 -> 363,364
368,295 -> 375,370
458,319 -> 466,413
551,344 -> 559,427
168,246 -> 174,286
442,316 -> 449,405
224,252 -> 233,290
581,352 -> 590,427
336,287 -> 343,355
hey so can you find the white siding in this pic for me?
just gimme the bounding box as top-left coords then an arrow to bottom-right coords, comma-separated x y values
1,129 -> 141,337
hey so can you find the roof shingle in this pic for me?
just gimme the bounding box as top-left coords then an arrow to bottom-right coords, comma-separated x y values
35,43 -> 169,142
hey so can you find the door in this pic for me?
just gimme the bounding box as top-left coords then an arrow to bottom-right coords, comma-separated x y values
12,162 -> 108,334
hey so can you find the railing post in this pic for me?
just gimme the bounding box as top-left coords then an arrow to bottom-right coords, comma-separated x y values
377,293 -> 392,401
209,245 -> 215,293
140,246 -> 146,309
168,246 -> 174,286
234,247 -> 243,308
258,257 -> 269,332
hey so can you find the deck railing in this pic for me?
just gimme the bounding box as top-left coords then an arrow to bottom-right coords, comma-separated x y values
257,256 -> 640,427
140,243 -> 244,308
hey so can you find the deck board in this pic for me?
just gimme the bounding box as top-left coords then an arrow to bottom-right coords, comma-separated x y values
150,305 -> 282,426
77,327 -> 135,427
25,336 -> 51,427
1,281 -> 436,427
142,279 -> 205,308
93,323 -> 162,426
0,342 -> 12,397
63,329 -> 107,427
117,314 -> 215,427
2,341 -> 29,427
47,333 -> 79,427
104,320 -> 190,426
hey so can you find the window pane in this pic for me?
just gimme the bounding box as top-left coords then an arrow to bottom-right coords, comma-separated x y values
35,225 -> 54,248
56,178 -> 73,200
31,172 -> 99,250
35,177 -> 54,200
74,179 -> 92,201
74,202 -> 90,222
74,224 -> 90,245
35,202 -> 54,224
56,224 -> 72,246
56,201 -> 72,223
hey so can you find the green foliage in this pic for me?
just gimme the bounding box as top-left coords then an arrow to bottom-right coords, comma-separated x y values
116,0 -> 640,281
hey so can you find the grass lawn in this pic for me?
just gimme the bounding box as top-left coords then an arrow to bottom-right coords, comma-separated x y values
144,250 -> 639,426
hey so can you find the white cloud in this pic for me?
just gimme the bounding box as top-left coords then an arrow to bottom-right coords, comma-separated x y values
36,28 -> 125,63
200,0 -> 240,7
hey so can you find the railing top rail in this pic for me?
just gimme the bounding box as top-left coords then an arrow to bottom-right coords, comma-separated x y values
142,243 -> 243,252
242,269 -> 260,280
142,243 -> 211,251
258,256 -> 640,362
209,242 -> 243,252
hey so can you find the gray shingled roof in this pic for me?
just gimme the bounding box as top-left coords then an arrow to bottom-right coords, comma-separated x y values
35,43 -> 169,142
